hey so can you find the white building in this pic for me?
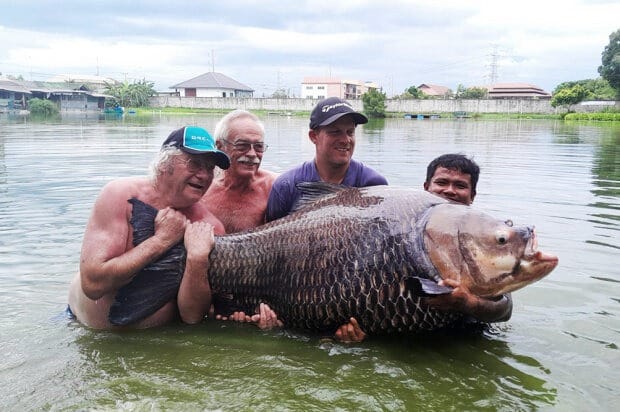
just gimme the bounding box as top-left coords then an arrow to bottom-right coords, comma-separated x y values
301,77 -> 380,100
171,72 -> 254,98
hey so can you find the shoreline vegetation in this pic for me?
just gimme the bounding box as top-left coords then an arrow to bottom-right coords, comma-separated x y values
131,107 -> 620,121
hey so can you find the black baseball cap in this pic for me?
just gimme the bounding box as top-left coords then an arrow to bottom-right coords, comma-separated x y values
309,97 -> 368,129
162,126 -> 230,169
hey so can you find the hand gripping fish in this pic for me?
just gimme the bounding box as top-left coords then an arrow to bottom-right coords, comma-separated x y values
109,183 -> 558,334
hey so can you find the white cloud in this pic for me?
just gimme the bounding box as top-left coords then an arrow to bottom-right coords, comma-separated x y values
0,1 -> 618,95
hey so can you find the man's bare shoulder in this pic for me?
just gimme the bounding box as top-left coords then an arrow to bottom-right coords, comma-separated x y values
258,169 -> 279,180
97,176 -> 157,206
256,169 -> 278,188
99,176 -> 151,196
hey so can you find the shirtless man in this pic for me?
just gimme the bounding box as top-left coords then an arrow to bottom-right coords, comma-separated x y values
202,109 -> 281,328
205,107 -> 372,335
203,109 -> 277,233
67,126 -> 230,329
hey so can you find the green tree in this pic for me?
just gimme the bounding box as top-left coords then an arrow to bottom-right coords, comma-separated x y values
105,79 -> 156,107
551,84 -> 590,108
27,98 -> 59,116
598,28 -> 620,96
398,85 -> 424,99
553,79 -> 616,100
362,89 -> 386,118
271,88 -> 289,98
455,84 -> 488,99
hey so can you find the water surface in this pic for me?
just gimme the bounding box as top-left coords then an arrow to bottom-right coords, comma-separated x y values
0,114 -> 618,410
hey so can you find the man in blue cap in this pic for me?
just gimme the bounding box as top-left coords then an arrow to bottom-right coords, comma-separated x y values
68,126 -> 230,329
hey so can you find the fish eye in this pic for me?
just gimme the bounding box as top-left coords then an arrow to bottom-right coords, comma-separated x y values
504,219 -> 513,227
496,231 -> 508,245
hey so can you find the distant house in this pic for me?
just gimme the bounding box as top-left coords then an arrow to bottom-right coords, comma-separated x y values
486,83 -> 551,99
418,84 -> 452,98
0,77 -> 109,112
0,78 -> 32,110
171,72 -> 254,98
301,77 -> 380,100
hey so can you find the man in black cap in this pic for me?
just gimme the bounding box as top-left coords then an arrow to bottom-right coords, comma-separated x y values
263,97 -> 387,342
265,97 -> 387,221
68,126 -> 230,329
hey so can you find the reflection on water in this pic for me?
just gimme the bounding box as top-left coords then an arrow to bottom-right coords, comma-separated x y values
0,114 -> 618,410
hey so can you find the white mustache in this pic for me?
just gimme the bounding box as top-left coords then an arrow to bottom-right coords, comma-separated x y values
237,156 -> 260,165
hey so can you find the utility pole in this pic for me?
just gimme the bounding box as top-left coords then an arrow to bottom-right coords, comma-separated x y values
488,44 -> 500,85
211,50 -> 215,72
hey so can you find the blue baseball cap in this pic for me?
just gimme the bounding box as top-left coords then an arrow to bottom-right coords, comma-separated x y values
162,126 -> 230,169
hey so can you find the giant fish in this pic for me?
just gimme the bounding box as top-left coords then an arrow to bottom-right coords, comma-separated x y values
109,183 -> 558,334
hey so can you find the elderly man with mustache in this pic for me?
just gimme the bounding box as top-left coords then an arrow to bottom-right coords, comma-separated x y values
203,106 -> 383,339
201,110 -> 282,328
203,109 -> 277,234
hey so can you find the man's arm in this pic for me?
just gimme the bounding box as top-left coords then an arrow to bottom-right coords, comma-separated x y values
423,278 -> 513,322
79,181 -> 187,300
177,221 -> 215,324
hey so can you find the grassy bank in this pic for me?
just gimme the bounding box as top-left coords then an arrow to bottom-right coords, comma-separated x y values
134,107 -> 308,118
563,112 -> 620,121
130,106 -> 618,121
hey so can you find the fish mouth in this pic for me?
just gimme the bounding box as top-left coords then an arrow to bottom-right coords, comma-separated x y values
519,227 -> 559,274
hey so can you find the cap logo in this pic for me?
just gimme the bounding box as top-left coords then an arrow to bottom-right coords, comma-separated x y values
322,102 -> 353,113
183,126 -> 215,151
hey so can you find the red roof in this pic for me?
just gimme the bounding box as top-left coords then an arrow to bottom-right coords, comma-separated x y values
486,82 -> 551,99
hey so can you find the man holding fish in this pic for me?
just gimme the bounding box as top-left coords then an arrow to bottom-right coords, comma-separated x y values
68,126 -> 229,329
68,101 -> 531,337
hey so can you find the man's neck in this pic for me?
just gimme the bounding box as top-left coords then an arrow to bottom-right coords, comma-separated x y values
315,159 -> 349,184
220,170 -> 256,192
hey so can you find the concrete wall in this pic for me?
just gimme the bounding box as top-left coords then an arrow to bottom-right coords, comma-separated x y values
149,96 -> 619,114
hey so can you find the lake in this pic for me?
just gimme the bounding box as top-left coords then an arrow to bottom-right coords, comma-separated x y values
0,113 -> 618,411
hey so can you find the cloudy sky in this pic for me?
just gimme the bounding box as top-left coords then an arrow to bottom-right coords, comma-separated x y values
1,0 -> 618,97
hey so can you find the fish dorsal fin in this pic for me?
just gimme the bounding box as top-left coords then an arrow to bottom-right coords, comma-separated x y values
291,181 -> 348,213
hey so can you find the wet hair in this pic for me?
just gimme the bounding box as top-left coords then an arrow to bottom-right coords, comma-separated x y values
425,153 -> 480,193
213,109 -> 265,143
148,145 -> 183,182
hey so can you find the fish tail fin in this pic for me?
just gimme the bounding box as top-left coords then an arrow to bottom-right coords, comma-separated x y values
108,198 -> 186,326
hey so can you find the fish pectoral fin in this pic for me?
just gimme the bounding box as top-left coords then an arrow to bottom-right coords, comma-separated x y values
408,277 -> 454,297
108,198 -> 186,326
